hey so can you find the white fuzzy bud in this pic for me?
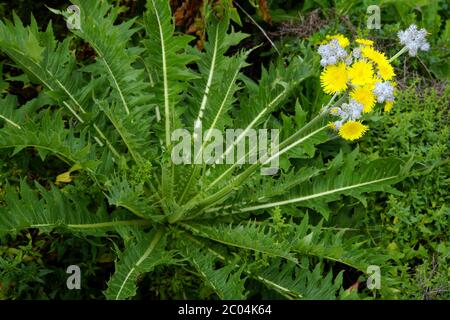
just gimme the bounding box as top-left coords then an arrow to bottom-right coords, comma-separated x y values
318,39 -> 348,66
373,81 -> 395,103
397,24 -> 430,57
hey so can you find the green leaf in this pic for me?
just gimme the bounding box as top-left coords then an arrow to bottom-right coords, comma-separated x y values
0,180 -> 139,236
104,229 -> 174,300
106,176 -> 164,222
180,242 -> 247,299
0,109 -> 97,167
69,0 -> 154,163
254,258 -> 344,300
143,0 -> 199,146
182,221 -> 298,263
0,15 -> 89,122
25,29 -> 45,62
237,150 -> 407,219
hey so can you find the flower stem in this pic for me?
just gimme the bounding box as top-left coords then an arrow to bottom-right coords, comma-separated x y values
322,93 -> 339,113
389,46 -> 408,63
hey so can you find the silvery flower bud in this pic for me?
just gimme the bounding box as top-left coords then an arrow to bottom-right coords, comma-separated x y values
397,24 -> 430,57
318,39 -> 348,66
373,81 -> 395,103
348,99 -> 364,120
352,47 -> 362,59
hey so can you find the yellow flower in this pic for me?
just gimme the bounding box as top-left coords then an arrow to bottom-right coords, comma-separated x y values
338,121 -> 369,141
320,63 -> 348,94
361,47 -> 395,80
328,121 -> 337,130
361,46 -> 386,65
367,76 -> 379,87
350,86 -> 376,113
330,107 -> 340,115
384,101 -> 394,112
377,60 -> 396,80
326,34 -> 350,48
348,61 -> 374,86
356,38 -> 374,46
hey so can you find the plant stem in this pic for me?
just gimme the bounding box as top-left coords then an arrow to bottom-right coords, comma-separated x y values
173,94 -> 344,222
0,115 -> 21,129
177,89 -> 288,207
389,46 -> 408,63
30,219 -> 150,230
192,124 -> 329,212
204,93 -> 340,193
263,126 -> 328,165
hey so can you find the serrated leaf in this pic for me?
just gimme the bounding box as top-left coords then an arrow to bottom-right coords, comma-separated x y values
104,229 -> 175,300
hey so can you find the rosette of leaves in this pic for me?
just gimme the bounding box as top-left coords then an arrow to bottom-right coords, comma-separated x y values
0,0 -> 409,299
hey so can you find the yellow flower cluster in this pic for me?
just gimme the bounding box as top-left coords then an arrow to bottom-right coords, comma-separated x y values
318,35 -> 397,141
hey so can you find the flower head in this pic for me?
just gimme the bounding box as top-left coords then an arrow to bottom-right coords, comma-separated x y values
338,121 -> 369,141
352,47 -> 362,59
377,60 -> 395,80
348,61 -> 374,86
320,62 -> 348,94
318,39 -> 348,66
356,38 -> 374,47
361,46 -> 395,80
384,101 -> 394,112
398,24 -> 430,56
329,99 -> 364,121
373,81 -> 395,103
326,34 -> 350,48
330,119 -> 344,130
361,46 -> 386,64
330,107 -> 340,115
350,86 -> 376,113
346,99 -> 364,120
